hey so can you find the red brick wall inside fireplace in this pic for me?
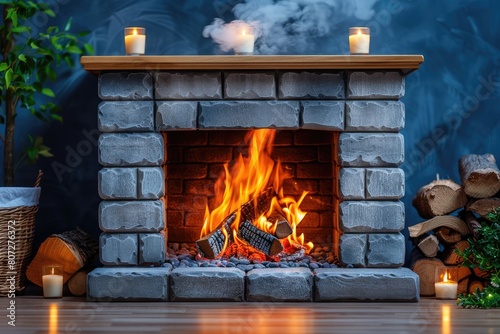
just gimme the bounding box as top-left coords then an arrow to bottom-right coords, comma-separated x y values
165,129 -> 338,247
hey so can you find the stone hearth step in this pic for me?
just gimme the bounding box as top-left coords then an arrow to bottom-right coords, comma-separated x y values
246,268 -> 313,302
87,266 -> 172,302
314,268 -> 419,302
170,267 -> 245,302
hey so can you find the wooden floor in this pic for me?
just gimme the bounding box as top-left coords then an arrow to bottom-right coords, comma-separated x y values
1,297 -> 499,333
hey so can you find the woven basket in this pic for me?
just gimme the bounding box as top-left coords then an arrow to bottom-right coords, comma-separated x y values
0,171 -> 42,296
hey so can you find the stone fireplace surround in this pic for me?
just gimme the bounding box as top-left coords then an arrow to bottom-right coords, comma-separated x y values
81,55 -> 423,302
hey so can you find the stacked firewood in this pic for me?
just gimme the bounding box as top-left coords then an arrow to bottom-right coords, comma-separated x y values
410,154 -> 500,296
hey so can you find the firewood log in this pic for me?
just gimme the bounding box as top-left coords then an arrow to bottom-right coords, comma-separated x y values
270,213 -> 293,239
457,266 -> 472,295
67,268 -> 91,296
468,280 -> 485,294
410,249 -> 445,296
459,154 -> 500,198
408,215 -> 469,238
463,211 -> 482,238
434,227 -> 462,246
196,188 -> 275,259
26,229 -> 98,287
472,267 -> 490,279
466,197 -> 500,219
238,221 -> 283,256
440,240 -> 469,266
413,233 -> 440,257
412,179 -> 467,218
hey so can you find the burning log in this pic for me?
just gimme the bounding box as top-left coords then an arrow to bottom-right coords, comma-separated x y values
196,188 -> 275,259
270,213 -> 293,239
238,221 -> 283,256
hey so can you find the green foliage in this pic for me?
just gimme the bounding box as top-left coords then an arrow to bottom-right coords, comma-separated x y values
0,0 -> 93,184
455,208 -> 500,309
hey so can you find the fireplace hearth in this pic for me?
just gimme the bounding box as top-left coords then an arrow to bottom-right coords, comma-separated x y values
82,55 -> 423,302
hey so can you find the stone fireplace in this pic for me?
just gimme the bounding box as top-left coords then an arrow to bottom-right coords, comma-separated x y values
82,55 -> 423,302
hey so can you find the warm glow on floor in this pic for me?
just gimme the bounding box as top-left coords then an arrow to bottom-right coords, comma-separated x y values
441,304 -> 450,334
49,303 -> 59,334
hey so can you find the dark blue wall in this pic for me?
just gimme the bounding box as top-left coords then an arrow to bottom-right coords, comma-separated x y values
4,0 -> 500,263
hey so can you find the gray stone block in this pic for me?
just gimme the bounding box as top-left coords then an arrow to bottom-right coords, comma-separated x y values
98,133 -> 164,166
339,234 -> 367,267
99,233 -> 138,265
98,168 -> 137,199
345,101 -> 405,132
87,266 -> 172,301
139,233 -> 165,264
99,200 -> 165,232
340,201 -> 405,233
98,101 -> 154,132
301,101 -> 345,130
98,72 -> 153,100
339,133 -> 404,167
199,101 -> 299,129
224,72 -> 276,99
246,268 -> 313,302
170,268 -> 245,301
279,71 -> 344,99
314,268 -> 419,302
156,101 -> 198,130
137,167 -> 164,199
366,168 -> 405,199
339,168 -> 365,200
346,71 -> 405,99
155,72 -> 222,99
367,233 -> 405,268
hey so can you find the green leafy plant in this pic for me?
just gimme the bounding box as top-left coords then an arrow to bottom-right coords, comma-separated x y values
455,208 -> 500,308
0,0 -> 93,186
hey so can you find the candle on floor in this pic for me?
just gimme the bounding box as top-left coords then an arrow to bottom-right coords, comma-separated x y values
234,29 -> 254,55
435,266 -> 458,300
349,27 -> 370,55
42,265 -> 63,298
124,27 -> 146,56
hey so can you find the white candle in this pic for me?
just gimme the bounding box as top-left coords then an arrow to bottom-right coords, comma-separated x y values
125,27 -> 146,55
435,271 -> 458,299
42,267 -> 63,298
234,30 -> 254,55
349,27 -> 370,55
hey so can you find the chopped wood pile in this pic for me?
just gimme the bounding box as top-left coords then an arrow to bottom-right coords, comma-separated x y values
410,153 -> 500,296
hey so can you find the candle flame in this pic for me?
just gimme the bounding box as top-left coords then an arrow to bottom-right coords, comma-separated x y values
133,28 -> 138,35
242,30 -> 246,36
51,267 -> 54,275
357,29 -> 362,35
443,271 -> 449,282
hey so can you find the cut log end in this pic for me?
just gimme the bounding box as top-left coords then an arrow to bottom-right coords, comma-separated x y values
412,179 -> 468,218
459,154 -> 500,198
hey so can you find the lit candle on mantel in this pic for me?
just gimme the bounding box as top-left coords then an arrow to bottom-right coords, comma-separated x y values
349,27 -> 370,55
124,27 -> 146,56
435,269 -> 458,300
42,265 -> 63,298
234,29 -> 255,55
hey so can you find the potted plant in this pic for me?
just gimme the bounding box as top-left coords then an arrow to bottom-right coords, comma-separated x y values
0,0 -> 92,295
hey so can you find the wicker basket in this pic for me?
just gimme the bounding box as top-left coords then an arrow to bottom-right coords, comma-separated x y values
0,171 -> 42,296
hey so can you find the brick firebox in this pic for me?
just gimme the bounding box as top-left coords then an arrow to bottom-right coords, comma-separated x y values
82,55 -> 424,302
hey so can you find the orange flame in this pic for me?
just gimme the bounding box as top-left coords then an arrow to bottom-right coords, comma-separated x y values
200,129 -> 313,256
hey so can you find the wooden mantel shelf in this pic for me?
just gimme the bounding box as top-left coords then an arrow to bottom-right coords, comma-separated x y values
81,55 -> 424,75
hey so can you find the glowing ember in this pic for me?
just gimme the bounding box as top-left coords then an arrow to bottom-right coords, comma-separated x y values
200,129 -> 314,259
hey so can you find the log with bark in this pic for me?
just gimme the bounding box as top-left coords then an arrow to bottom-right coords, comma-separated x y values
196,188 -> 275,259
410,248 -> 445,296
67,268 -> 91,296
413,233 -> 440,258
466,197 -> 500,218
270,213 -> 293,239
440,240 -> 470,266
412,179 -> 468,218
408,215 -> 470,238
468,280 -> 485,294
238,221 -> 283,256
434,227 -> 462,246
26,229 -> 98,287
463,211 -> 482,238
459,153 -> 500,198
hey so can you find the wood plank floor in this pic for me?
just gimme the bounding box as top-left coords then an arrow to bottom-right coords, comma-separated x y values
1,297 -> 499,333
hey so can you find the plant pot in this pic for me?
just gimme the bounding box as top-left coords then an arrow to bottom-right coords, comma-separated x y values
0,186 -> 41,296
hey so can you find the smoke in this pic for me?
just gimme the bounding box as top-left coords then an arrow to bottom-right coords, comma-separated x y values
203,0 -> 381,54
202,19 -> 262,52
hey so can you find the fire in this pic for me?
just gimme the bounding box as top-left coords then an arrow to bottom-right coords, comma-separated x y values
200,129 -> 313,257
